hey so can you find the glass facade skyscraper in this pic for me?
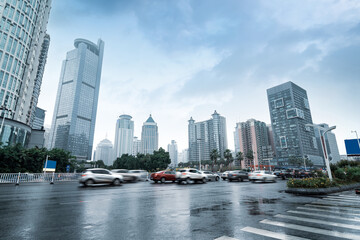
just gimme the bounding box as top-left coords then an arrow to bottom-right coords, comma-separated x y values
114,114 -> 134,158
141,114 -> 158,154
0,0 -> 51,146
49,38 -> 104,160
267,81 -> 322,166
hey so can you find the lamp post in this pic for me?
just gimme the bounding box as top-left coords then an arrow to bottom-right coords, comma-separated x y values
351,130 -> 360,153
306,123 -> 336,181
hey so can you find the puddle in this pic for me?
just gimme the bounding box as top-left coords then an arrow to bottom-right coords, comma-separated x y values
190,202 -> 232,215
242,197 -> 281,215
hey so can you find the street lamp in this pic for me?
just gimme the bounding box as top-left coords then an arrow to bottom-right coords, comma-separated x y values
306,124 -> 336,181
351,130 -> 360,153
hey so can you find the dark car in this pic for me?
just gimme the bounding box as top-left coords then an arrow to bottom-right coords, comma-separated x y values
228,170 -> 248,182
278,170 -> 293,179
150,170 -> 176,183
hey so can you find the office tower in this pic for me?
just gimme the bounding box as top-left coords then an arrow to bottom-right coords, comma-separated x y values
0,0 -> 52,145
178,149 -> 189,163
132,136 -> 141,156
188,111 -> 228,163
141,114 -> 158,154
267,81 -> 322,166
167,140 -> 178,167
32,107 -> 45,130
234,119 -> 274,169
49,38 -> 104,160
95,139 -> 114,166
315,123 -> 341,164
114,114 -> 134,158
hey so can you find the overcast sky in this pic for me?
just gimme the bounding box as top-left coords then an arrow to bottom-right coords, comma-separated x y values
39,0 -> 360,156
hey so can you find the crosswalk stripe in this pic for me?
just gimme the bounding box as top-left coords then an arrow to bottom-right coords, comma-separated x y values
214,236 -> 238,240
297,206 -> 360,216
287,210 -> 360,222
241,226 -> 309,240
311,200 -> 360,208
276,214 -> 360,230
306,204 -> 360,212
323,197 -> 360,203
326,195 -> 360,200
338,194 -> 360,198
261,219 -> 360,240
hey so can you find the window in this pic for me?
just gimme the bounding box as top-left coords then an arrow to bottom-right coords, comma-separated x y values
312,137 -> 318,149
274,98 -> 284,108
305,125 -> 311,132
286,108 -> 304,119
303,98 -> 309,109
280,136 -> 287,148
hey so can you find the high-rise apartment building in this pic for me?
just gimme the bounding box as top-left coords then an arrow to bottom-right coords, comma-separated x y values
167,140 -> 178,167
95,138 -> 114,166
114,114 -> 134,158
188,111 -> 228,163
141,114 -> 158,154
234,119 -> 273,169
267,81 -> 322,166
132,136 -> 141,156
0,0 -> 52,146
32,107 -> 45,130
49,38 -> 104,160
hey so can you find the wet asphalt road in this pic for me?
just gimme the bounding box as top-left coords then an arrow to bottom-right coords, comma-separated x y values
0,179 -> 359,240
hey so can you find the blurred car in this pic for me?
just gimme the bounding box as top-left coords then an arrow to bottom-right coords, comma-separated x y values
150,170 -> 176,183
200,171 -> 220,181
79,168 -> 124,187
248,171 -> 276,182
175,168 -> 207,184
278,170 -> 293,179
356,188 -> 360,194
128,170 -> 148,181
228,170 -> 248,182
111,169 -> 139,182
298,170 -> 313,178
221,171 -> 230,180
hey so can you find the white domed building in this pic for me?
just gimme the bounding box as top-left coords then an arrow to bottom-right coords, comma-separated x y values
95,139 -> 114,166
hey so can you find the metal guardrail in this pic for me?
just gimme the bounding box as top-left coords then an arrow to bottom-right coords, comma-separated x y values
0,173 -> 81,184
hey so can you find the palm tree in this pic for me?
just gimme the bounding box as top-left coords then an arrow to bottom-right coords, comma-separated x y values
246,150 -> 254,170
235,151 -> 244,169
224,149 -> 234,170
210,149 -> 219,172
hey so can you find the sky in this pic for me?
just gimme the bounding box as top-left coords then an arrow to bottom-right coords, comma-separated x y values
38,0 -> 360,156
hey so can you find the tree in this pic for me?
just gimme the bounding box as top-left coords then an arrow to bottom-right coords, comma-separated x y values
235,152 -> 244,169
224,149 -> 234,169
47,148 -> 74,172
210,149 -> 219,172
246,150 -> 254,170
288,156 -> 303,168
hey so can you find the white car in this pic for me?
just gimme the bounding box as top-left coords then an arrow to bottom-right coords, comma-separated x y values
221,171 -> 230,180
79,168 -> 124,187
128,170 -> 149,181
176,168 -> 208,184
248,171 -> 276,182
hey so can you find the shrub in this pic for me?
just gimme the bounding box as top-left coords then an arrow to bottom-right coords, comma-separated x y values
334,168 -> 346,180
287,177 -> 338,189
346,167 -> 360,182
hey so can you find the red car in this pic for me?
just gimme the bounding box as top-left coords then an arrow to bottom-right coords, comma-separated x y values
150,170 -> 176,183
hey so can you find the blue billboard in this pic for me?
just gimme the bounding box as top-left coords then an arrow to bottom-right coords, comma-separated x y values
345,139 -> 360,156
43,160 -> 57,172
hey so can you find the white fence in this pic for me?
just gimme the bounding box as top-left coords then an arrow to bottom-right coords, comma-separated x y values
0,173 -> 81,184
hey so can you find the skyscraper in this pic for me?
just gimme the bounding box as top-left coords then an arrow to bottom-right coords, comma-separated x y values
32,107 -> 45,130
114,114 -> 134,158
188,111 -> 228,163
141,114 -> 158,154
95,138 -> 114,166
132,136 -> 141,156
267,81 -> 322,166
234,119 -> 273,169
49,38 -> 104,160
167,140 -> 178,167
0,0 -> 52,146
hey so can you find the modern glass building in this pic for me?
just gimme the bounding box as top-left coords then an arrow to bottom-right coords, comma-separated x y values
167,140 -> 178,167
32,106 -> 45,130
0,0 -> 51,146
267,81 -> 323,166
95,138 -> 114,166
141,114 -> 158,154
188,111 -> 228,163
49,38 -> 104,160
114,114 -> 134,158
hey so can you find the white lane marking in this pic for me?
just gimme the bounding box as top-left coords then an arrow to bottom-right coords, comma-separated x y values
241,226 -> 309,240
338,194 -> 360,198
322,197 -> 360,203
297,206 -> 360,216
287,210 -> 360,222
214,236 -> 238,240
276,214 -> 360,230
310,200 -> 360,207
261,219 -> 360,240
326,195 -> 360,200
59,201 -> 90,205
305,204 -> 360,212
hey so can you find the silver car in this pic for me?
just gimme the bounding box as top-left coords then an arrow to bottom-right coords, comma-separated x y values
79,168 -> 124,187
200,171 -> 220,181
112,169 -> 139,182
176,168 -> 208,184
248,171 -> 276,182
128,170 -> 148,181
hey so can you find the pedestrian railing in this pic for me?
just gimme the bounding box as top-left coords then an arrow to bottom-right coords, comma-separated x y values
0,173 -> 81,184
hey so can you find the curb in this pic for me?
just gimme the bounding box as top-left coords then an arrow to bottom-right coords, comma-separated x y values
285,182 -> 360,195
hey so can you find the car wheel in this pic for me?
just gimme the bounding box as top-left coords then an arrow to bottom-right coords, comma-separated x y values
251,179 -> 256,183
85,179 -> 94,187
154,180 -> 158,183
273,178 -> 277,183
240,178 -> 244,182
186,178 -> 191,184
202,178 -> 207,183
229,179 -> 232,182
161,177 -> 166,183
113,178 -> 121,186
216,176 -> 219,181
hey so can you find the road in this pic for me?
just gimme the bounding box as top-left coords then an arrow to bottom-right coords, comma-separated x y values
0,179 -> 359,240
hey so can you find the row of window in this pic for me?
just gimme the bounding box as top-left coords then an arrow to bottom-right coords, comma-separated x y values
279,136 -> 318,149
271,97 -> 310,110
